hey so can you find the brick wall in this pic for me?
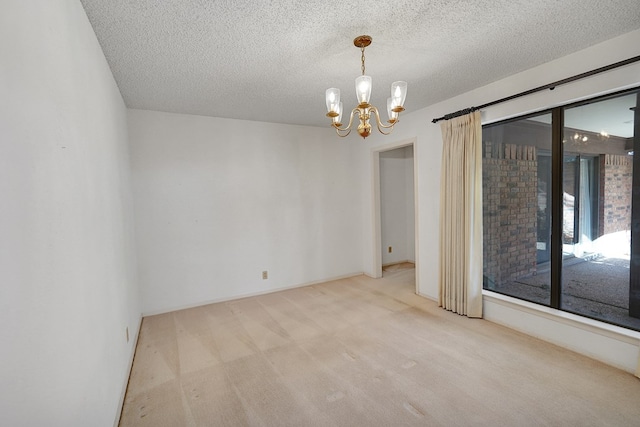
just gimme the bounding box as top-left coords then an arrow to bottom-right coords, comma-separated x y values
483,142 -> 538,287
602,154 -> 632,235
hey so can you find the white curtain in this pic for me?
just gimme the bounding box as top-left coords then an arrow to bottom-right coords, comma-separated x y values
438,111 -> 483,317
577,158 -> 593,256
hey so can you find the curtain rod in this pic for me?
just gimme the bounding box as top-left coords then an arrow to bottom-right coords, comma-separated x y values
431,54 -> 640,123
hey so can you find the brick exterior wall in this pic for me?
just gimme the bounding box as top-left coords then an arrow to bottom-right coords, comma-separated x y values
602,154 -> 632,235
483,142 -> 538,287
482,142 -> 632,289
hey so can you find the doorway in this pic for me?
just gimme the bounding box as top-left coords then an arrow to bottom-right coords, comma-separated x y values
372,138 -> 418,288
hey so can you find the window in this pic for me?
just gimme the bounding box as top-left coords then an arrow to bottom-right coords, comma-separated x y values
483,112 -> 552,305
482,88 -> 640,331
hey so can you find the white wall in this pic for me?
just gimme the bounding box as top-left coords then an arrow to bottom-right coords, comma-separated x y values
380,146 -> 415,265
360,28 -> 640,372
129,109 -> 363,314
404,145 -> 416,262
0,1 -> 140,426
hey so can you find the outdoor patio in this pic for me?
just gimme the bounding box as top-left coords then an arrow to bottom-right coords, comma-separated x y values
491,255 -> 640,331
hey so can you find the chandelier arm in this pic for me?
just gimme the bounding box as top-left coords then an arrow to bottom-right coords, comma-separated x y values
335,127 -> 351,137
370,106 -> 396,135
332,107 -> 360,132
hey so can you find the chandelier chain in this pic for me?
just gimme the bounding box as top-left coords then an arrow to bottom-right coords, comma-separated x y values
361,46 -> 366,75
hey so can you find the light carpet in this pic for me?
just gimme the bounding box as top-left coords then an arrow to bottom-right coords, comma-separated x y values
120,265 -> 640,426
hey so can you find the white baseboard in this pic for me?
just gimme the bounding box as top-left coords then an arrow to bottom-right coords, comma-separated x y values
113,314 -> 142,427
417,291 -> 438,302
142,272 -> 365,317
382,259 -> 415,268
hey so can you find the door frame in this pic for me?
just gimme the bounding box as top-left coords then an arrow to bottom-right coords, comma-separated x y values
371,137 -> 419,291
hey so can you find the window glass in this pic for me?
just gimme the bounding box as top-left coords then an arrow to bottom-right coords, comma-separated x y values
482,113 -> 552,305
561,94 -> 640,330
482,89 -> 640,332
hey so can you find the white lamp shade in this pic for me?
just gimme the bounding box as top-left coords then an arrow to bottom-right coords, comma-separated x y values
326,88 -> 341,113
355,75 -> 372,104
333,102 -> 343,124
387,97 -> 398,121
390,81 -> 407,108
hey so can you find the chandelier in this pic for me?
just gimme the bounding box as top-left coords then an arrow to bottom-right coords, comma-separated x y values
562,130 -> 610,145
325,35 -> 407,138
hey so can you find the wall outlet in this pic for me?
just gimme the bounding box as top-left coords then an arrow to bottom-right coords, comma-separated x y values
126,327 -> 129,343
262,271 -> 268,280
388,246 -> 393,253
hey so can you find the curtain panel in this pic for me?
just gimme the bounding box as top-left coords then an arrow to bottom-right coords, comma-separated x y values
438,111 -> 483,317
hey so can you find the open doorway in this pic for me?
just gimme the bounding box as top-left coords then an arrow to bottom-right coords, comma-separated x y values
372,139 -> 418,289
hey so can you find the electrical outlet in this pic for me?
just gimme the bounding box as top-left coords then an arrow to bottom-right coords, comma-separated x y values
388,246 -> 393,253
126,327 -> 129,343
262,271 -> 268,280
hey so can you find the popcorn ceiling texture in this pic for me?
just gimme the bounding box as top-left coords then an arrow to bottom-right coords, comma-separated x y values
79,0 -> 640,127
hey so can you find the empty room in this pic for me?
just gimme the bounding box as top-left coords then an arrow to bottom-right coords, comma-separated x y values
3,1 -> 640,426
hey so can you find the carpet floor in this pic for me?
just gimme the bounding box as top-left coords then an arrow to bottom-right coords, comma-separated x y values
120,265 -> 640,426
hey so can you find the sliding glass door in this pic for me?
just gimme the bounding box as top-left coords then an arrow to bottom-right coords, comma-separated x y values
482,88 -> 640,331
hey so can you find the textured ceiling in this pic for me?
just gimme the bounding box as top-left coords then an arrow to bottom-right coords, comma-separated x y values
80,0 -> 640,128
